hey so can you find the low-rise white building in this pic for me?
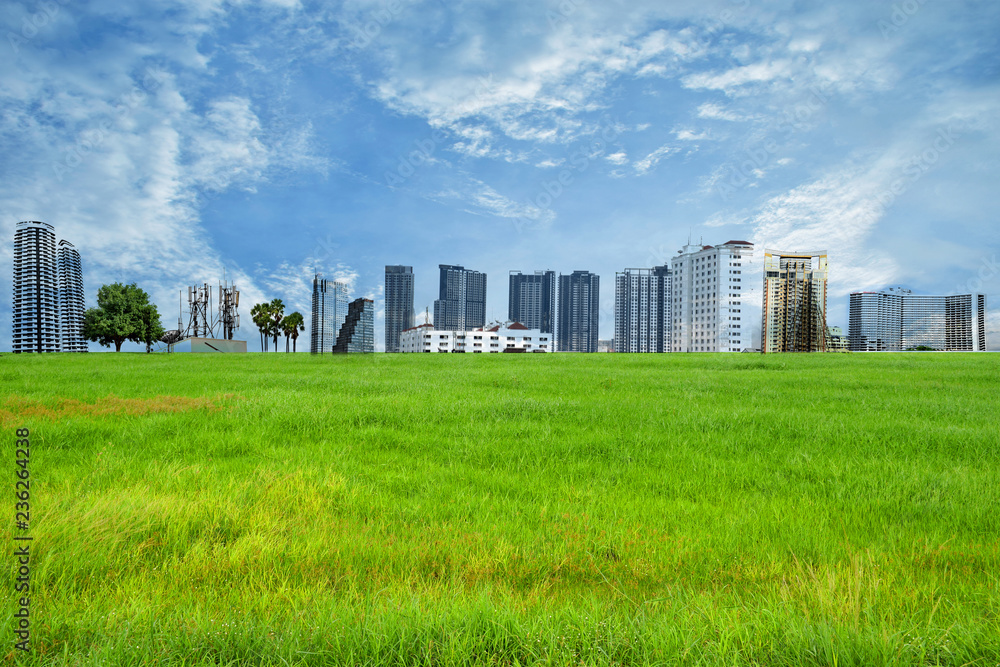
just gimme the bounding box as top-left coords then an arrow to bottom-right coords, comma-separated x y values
399,322 -> 552,353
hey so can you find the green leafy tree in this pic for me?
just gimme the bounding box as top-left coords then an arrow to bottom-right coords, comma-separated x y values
282,312 -> 305,352
267,298 -> 285,353
140,304 -> 166,353
82,283 -> 163,352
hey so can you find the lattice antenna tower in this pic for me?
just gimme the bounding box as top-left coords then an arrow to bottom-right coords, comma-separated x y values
219,279 -> 240,340
185,283 -> 214,338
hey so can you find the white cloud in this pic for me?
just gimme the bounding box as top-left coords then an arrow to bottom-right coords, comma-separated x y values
696,102 -> 749,122
683,60 -> 793,94
634,144 -> 678,175
674,129 -> 709,141
605,152 -> 628,165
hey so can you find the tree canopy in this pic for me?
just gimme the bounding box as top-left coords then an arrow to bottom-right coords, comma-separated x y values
83,283 -> 164,352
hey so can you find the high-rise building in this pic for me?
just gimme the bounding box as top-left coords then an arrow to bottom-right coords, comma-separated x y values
384,265 -> 415,353
827,326 -> 849,351
508,270 -> 556,338
670,240 -> 753,353
333,298 -> 374,353
850,289 -> 987,351
761,249 -> 829,353
557,270 -> 600,353
614,266 -> 671,353
433,264 -> 486,332
848,289 -> 904,351
311,274 -> 349,354
57,240 -> 87,353
12,221 -> 61,353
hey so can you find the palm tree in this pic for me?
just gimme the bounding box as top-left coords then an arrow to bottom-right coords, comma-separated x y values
282,312 -> 305,352
268,298 -> 285,353
251,302 -> 270,351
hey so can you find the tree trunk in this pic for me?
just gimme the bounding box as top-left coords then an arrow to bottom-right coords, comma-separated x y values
115,339 -> 124,352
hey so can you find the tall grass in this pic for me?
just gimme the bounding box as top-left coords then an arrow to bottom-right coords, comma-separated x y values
2,352 -> 999,665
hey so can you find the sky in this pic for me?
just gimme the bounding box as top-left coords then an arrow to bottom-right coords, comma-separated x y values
2,0 -> 998,352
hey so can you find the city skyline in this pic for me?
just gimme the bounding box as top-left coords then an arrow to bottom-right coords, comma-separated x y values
1,2 -> 998,351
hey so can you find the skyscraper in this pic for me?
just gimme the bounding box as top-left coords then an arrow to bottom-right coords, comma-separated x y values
384,265 -> 415,353
558,270 -> 600,353
12,220 -> 66,353
670,240 -> 753,353
508,270 -> 556,335
311,274 -> 349,354
614,266 -> 671,353
850,289 -> 987,351
761,250 -> 829,353
57,240 -> 87,353
333,298 -> 374,353
433,264 -> 486,332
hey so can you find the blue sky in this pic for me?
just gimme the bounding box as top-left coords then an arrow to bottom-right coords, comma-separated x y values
2,0 -> 998,351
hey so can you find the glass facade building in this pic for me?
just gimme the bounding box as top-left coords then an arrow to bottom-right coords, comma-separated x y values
614,266 -> 671,353
384,265 -> 414,353
311,274 -> 349,354
850,289 -> 987,351
333,298 -> 374,353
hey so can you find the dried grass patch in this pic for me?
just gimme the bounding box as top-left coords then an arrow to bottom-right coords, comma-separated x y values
0,394 -> 241,425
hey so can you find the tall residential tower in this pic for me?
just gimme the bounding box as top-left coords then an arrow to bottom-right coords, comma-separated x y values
12,220 -> 86,353
384,265 -> 414,352
761,249 -> 828,353
614,266 -> 671,353
433,264 -> 486,332
57,240 -> 87,352
557,270 -> 600,353
670,240 -> 753,353
508,270 -> 556,337
12,221 -> 60,353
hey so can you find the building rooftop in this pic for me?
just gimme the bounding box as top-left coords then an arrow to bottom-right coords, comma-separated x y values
401,323 -> 435,333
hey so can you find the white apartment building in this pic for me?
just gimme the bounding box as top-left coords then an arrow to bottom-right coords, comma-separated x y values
399,323 -> 552,353
670,240 -> 753,352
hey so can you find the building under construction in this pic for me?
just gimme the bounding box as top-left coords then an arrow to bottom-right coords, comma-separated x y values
761,250 -> 829,353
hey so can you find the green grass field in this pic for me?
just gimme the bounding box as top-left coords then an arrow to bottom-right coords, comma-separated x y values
1,352 -> 999,666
